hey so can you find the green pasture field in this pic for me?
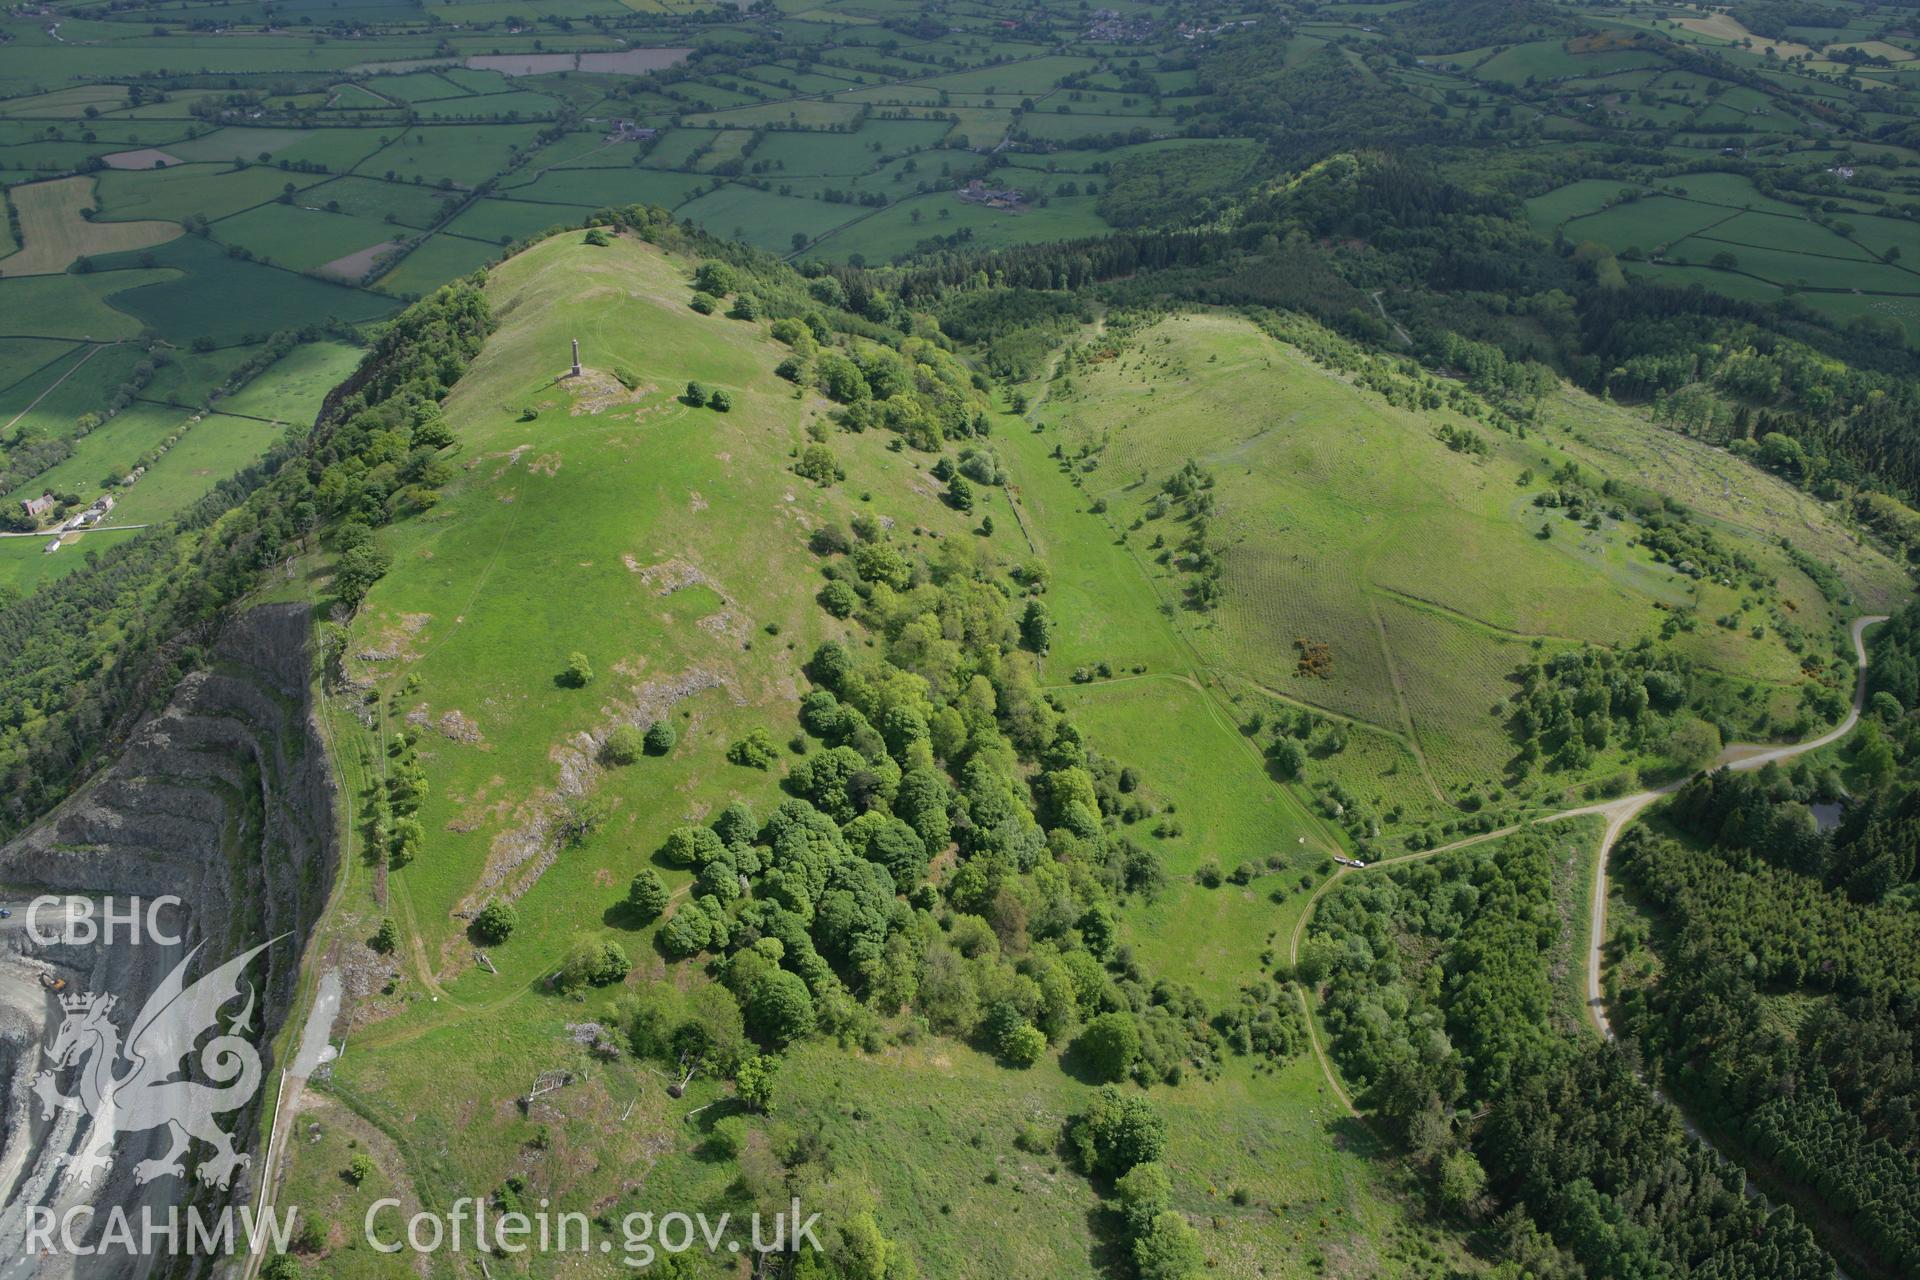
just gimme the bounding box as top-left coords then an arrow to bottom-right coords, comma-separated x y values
692,128 -> 756,173
1787,287 -> 1920,334
681,101 -> 867,130
736,64 -> 860,95
1017,112 -> 1179,143
915,56 -> 1101,96
661,82 -> 763,114
98,410 -> 282,525
510,165 -> 713,208
440,66 -> 518,94
1560,195 -> 1734,250
1706,209 -> 1883,260
1670,234 -> 1897,291
854,117 -> 973,152
165,126 -> 387,173
0,341 -> 150,445
808,192 -> 1109,262
0,337 -> 77,393
0,337 -> 353,543
409,90 -> 563,121
5,400 -> 197,510
1622,254 -> 1920,336
1002,136 -> 1247,178
1476,40 -> 1657,82
0,85 -> 129,119
214,339 -> 363,424
675,183 -> 867,253
92,163 -> 321,224
0,269 -> 175,340
214,202 -> 411,272
441,196 -> 599,246
518,130 -> 629,170
740,129 -> 892,177
631,127 -> 709,170
941,107 -> 1015,149
0,526 -> 141,595
1667,171 -> 1854,217
299,173 -> 458,226
372,231 -> 500,295
0,119 -> 189,150
365,71 -> 475,104
1523,177 -> 1640,233
363,124 -> 548,187
88,236 -> 397,342
327,83 -> 393,110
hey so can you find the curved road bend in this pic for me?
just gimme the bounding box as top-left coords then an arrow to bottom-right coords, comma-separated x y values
1289,614 -> 1886,1111
1576,613 -> 1885,1038
1285,617 -> 1884,1276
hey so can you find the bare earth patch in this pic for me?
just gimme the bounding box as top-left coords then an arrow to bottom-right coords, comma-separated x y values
566,368 -> 651,415
354,611 -> 432,662
629,555 -> 728,600
317,238 -> 405,282
100,148 -> 184,170
456,665 -> 743,918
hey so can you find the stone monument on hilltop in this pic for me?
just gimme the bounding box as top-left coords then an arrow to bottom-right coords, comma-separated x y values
570,337 -> 582,378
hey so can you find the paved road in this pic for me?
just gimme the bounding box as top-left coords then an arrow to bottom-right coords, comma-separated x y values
0,525 -> 150,539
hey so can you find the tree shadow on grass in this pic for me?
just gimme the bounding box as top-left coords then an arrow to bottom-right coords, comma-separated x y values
1057,1040 -> 1127,1088
601,901 -> 659,932
1082,1202 -> 1133,1279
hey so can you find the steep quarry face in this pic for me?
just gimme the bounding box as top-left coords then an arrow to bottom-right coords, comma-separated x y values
0,606 -> 336,1279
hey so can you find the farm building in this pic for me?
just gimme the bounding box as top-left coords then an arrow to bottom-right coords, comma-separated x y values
958,178 -> 1026,210
605,120 -> 659,143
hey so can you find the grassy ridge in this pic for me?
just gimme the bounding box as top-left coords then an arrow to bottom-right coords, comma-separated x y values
293,231 -> 1480,1279
1030,309 -> 1908,822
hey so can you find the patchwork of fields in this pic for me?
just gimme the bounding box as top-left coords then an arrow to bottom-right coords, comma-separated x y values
0,0 -> 1261,595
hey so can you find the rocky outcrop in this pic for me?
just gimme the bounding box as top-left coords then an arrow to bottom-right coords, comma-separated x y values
0,603 -> 336,1279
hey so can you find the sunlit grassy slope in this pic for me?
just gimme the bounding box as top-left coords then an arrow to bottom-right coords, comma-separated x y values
298,235 -> 1477,1279
1034,311 -> 1909,802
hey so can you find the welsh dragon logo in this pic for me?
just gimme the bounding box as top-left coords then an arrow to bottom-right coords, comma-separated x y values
31,938 -> 281,1191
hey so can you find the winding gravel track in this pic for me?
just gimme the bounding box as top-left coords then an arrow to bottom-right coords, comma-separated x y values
1290,614 -> 1886,1095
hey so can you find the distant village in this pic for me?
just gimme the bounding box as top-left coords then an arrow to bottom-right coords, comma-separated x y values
1084,9 -> 1153,42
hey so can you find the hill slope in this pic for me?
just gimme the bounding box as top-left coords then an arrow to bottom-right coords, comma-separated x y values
287,232 -> 1480,1280
1030,308 -> 1908,818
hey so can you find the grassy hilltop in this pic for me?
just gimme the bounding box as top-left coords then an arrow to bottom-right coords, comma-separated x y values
289,231 -> 1482,1280
1026,308 -> 1907,823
